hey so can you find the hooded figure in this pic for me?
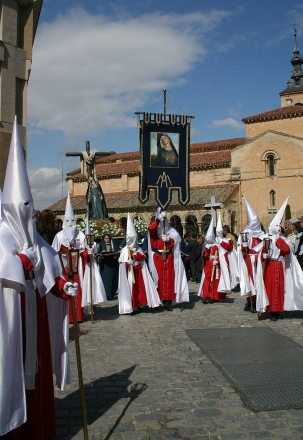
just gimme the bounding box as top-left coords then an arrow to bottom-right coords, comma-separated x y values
261,197 -> 303,320
81,217 -> 107,314
52,192 -> 88,323
198,217 -> 231,302
148,207 -> 188,311
118,213 -> 161,314
237,196 -> 268,312
0,117 -> 77,439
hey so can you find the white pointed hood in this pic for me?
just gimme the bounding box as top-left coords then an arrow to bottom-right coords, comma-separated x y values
1,116 -> 41,268
126,213 -> 137,250
216,214 -> 223,240
269,197 -> 289,236
242,196 -> 263,237
205,218 -> 216,245
62,192 -> 77,245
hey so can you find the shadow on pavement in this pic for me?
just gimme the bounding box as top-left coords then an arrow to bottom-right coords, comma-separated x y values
53,365 -> 147,440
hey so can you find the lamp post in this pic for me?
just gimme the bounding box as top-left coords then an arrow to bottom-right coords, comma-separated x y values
58,248 -> 88,440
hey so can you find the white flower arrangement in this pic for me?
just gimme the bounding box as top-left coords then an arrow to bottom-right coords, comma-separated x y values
78,220 -> 99,236
133,217 -> 148,238
100,222 -> 123,237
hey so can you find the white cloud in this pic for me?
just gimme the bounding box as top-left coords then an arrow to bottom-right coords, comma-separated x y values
28,8 -> 231,138
209,117 -> 244,131
28,167 -> 65,209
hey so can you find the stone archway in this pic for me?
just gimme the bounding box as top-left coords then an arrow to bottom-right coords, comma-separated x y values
170,215 -> 183,236
201,214 -> 212,234
185,215 -> 199,236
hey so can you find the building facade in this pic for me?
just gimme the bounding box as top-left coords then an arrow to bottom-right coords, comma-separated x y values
49,32 -> 303,237
0,0 -> 42,186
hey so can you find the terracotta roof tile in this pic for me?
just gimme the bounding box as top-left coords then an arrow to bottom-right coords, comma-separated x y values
242,105 -> 303,124
48,184 -> 237,213
190,137 -> 245,151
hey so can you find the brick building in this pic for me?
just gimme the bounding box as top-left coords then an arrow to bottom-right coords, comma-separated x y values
49,31 -> 303,236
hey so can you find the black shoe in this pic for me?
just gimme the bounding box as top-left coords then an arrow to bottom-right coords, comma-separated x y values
270,312 -> 278,322
202,298 -> 207,304
164,306 -> 173,311
244,301 -> 250,311
107,296 -> 116,301
208,299 -> 215,304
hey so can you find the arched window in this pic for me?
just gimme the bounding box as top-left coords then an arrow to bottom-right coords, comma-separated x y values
109,217 -> 116,223
76,218 -> 84,225
119,217 -> 127,230
268,154 -> 275,176
270,190 -> 276,207
170,215 -> 183,236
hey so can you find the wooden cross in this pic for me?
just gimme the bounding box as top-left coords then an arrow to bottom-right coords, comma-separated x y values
268,206 -> 277,220
66,141 -> 112,178
204,196 -> 224,227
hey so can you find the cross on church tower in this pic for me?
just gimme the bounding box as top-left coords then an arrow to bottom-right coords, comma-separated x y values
204,196 -> 224,226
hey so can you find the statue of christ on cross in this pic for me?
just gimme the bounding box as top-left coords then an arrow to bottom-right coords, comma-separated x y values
66,141 -> 113,220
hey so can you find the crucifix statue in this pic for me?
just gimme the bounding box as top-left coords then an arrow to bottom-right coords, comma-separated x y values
204,196 -> 224,227
66,141 -> 112,220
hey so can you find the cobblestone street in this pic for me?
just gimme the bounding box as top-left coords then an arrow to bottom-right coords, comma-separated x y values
53,282 -> 303,440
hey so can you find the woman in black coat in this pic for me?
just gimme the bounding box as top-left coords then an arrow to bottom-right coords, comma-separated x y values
98,234 -> 119,299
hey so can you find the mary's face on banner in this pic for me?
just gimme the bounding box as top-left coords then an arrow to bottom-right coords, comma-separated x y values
150,132 -> 179,168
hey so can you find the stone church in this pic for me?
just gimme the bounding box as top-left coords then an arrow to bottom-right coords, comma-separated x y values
49,31 -> 303,237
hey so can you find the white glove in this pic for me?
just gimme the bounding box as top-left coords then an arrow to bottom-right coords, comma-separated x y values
127,259 -> 134,265
63,282 -> 78,297
162,234 -> 168,242
158,211 -> 166,221
88,248 -> 93,255
263,254 -> 269,260
213,260 -> 218,266
21,245 -> 37,266
242,242 -> 248,248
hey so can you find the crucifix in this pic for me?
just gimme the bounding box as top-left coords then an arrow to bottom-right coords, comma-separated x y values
267,206 -> 277,220
204,196 -> 224,227
66,141 -> 112,178
66,141 -> 112,220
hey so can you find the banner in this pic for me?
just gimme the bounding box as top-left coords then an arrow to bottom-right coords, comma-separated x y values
138,113 -> 192,209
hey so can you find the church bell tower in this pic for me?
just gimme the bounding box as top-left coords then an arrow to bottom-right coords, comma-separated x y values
280,27 -> 303,107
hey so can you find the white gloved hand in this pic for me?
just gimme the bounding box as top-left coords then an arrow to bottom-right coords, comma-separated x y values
162,234 -> 168,242
158,213 -> 165,221
21,245 -> 37,266
213,260 -> 218,266
263,253 -> 269,260
127,259 -> 134,265
242,242 -> 248,248
161,211 -> 167,218
63,282 -> 78,297
88,248 -> 92,255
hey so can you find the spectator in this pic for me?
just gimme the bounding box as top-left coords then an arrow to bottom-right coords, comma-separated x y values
36,209 -> 57,245
223,225 -> 237,249
187,234 -> 199,282
193,235 -> 204,283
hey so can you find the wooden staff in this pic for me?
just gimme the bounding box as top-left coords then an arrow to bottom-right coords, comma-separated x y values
262,238 -> 272,276
211,250 -> 218,282
127,246 -> 135,283
60,249 -> 88,440
88,251 -> 94,323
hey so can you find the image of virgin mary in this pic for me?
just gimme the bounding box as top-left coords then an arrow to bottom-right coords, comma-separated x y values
152,134 -> 179,168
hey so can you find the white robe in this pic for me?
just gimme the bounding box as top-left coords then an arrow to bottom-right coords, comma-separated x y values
82,243 -> 107,314
0,225 -> 70,435
118,246 -> 162,314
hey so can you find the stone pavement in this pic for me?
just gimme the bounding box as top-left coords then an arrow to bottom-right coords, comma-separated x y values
52,282 -> 303,440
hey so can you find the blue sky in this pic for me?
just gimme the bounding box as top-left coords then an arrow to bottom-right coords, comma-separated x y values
27,1 -> 303,209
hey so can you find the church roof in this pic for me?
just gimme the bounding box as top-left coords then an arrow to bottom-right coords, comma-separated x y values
68,148 -> 234,181
48,184 -> 237,214
242,105 -> 303,124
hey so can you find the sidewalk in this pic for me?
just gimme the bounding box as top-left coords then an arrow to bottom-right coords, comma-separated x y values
53,281 -> 303,440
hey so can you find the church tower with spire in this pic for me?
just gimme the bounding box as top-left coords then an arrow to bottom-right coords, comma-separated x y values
280,26 -> 303,107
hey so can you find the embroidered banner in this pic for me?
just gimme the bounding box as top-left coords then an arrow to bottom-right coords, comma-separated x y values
138,113 -> 192,209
